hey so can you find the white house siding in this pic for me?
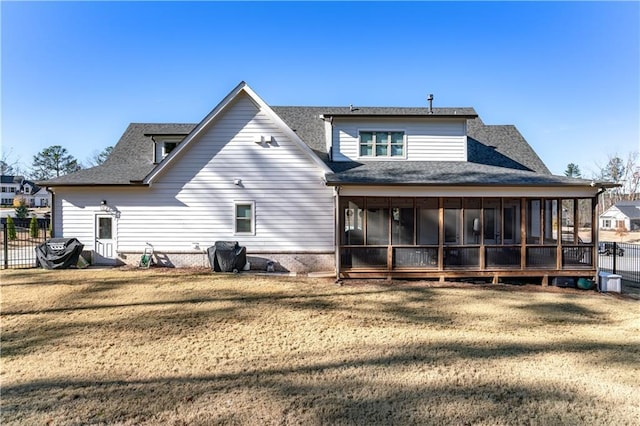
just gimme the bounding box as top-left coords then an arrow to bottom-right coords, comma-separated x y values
55,93 -> 335,269
332,118 -> 467,162
599,206 -> 632,231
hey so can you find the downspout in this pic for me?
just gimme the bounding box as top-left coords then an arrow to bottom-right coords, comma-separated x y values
334,185 -> 341,282
594,187 -> 607,288
46,187 -> 55,237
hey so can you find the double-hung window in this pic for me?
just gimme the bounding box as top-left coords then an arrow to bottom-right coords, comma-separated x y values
234,201 -> 255,235
359,131 -> 405,158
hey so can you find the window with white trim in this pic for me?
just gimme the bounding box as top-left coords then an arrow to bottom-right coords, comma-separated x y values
234,201 -> 255,235
163,142 -> 178,158
359,131 -> 405,158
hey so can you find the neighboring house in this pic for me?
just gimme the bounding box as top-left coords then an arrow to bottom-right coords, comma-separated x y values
39,82 -> 609,283
599,201 -> 640,231
1,175 -> 50,207
1,175 -> 21,206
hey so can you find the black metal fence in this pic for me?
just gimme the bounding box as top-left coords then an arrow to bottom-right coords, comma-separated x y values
598,241 -> 640,286
1,218 -> 50,269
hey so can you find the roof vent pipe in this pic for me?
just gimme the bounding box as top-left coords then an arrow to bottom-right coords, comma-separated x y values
427,94 -> 434,114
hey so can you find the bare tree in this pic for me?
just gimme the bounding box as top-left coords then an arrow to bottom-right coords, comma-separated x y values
86,146 -> 114,167
1,148 -> 22,176
595,151 -> 639,209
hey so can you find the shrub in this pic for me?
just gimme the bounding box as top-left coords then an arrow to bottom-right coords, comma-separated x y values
6,216 -> 17,241
30,216 -> 39,238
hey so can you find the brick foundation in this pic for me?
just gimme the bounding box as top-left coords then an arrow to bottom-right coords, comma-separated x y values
114,251 -> 335,274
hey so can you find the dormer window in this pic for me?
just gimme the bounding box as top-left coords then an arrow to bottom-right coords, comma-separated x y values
150,135 -> 187,163
359,131 -> 405,158
163,142 -> 178,158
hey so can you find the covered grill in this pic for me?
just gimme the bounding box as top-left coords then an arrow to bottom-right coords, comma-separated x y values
207,241 -> 247,272
35,238 -> 85,270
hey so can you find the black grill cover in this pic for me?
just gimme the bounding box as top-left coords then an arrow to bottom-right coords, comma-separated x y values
35,238 -> 85,270
207,241 -> 246,272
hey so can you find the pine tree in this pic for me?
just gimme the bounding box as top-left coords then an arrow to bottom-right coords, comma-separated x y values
32,145 -> 82,180
15,199 -> 29,219
564,163 -> 582,178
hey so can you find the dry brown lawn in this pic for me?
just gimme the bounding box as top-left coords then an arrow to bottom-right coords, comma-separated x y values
600,229 -> 640,243
1,268 -> 639,425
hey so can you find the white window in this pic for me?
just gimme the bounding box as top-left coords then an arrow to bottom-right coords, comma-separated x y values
359,131 -> 405,158
234,201 -> 255,235
602,219 -> 611,228
163,142 -> 178,158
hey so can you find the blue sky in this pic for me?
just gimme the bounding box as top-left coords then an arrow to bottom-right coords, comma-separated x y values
2,1 -> 638,176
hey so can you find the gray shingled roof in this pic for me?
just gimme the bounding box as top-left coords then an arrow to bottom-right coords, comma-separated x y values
614,201 -> 640,219
467,118 -> 550,174
38,123 -> 196,186
1,175 -> 23,184
39,105 -> 575,188
324,161 -> 589,186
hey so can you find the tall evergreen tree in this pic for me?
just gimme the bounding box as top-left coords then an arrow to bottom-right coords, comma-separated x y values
32,145 -> 82,180
15,198 -> 29,219
564,163 -> 582,178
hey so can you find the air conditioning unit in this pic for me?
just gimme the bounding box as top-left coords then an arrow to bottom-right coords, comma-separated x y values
599,272 -> 621,293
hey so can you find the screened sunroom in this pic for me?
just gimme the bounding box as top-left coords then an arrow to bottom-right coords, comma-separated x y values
337,195 -> 596,282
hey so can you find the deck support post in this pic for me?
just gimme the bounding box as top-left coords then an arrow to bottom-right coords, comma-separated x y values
542,274 -> 549,286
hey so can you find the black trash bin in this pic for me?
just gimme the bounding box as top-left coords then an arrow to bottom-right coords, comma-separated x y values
207,241 -> 247,272
35,238 -> 85,270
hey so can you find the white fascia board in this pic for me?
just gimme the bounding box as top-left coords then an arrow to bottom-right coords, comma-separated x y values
242,84 -> 332,174
144,81 -> 249,184
338,185 -> 601,198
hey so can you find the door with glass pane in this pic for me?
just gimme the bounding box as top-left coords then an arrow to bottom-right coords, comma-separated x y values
483,199 -> 501,244
503,199 -> 521,244
95,214 -> 116,264
444,198 -> 461,245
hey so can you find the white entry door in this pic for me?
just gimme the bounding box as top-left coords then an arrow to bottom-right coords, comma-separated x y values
95,214 -> 117,264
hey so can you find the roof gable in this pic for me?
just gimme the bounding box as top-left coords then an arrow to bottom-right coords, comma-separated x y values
145,82 -> 331,184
